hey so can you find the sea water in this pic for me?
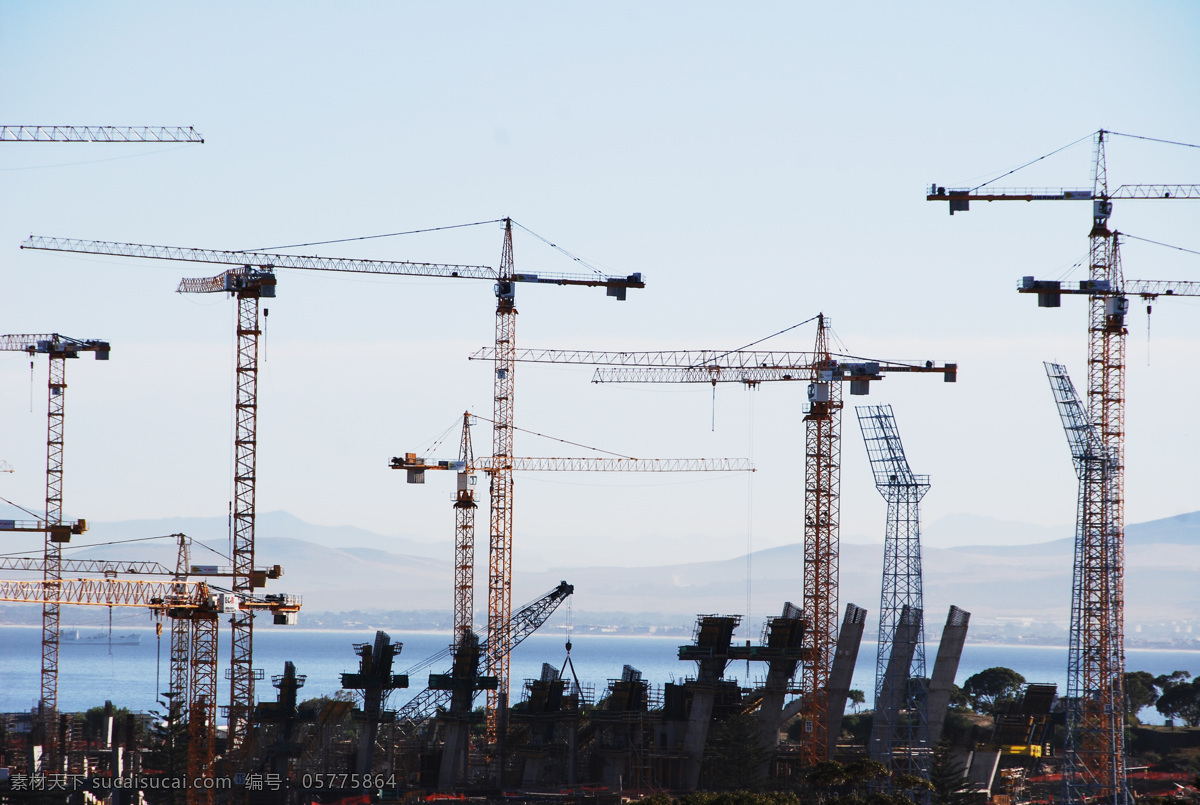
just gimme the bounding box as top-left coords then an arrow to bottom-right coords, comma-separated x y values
1,625 -> 1196,725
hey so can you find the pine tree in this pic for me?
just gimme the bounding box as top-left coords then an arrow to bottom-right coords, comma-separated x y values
927,739 -> 968,805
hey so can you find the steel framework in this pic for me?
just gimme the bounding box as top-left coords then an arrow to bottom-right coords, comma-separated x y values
0,125 -> 203,142
489,220 -> 518,738
229,285 -> 263,751
798,314 -> 840,766
1045,362 -> 1126,805
170,267 -> 277,753
930,130 -> 1200,805
394,414 -> 753,702
480,316 -> 955,765
857,404 -> 930,778
24,221 -> 643,748
454,413 -> 477,645
393,580 -> 574,725
0,333 -> 109,769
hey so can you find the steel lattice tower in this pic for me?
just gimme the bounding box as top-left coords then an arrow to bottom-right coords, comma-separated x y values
857,404 -> 930,779
40,351 -> 66,738
798,313 -> 841,765
0,334 -> 109,770
487,220 -> 517,739
1045,357 -> 1128,805
228,287 -> 264,750
454,412 -> 477,645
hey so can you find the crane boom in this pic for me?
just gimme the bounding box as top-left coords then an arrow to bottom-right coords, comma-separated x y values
395,581 -> 574,724
0,577 -> 299,611
0,126 -> 203,143
397,455 -> 754,473
928,184 -> 1200,210
592,365 -> 954,385
470,347 -> 820,367
1045,363 -> 1102,473
470,347 -> 956,382
0,557 -> 173,575
0,577 -> 208,608
21,236 -> 645,291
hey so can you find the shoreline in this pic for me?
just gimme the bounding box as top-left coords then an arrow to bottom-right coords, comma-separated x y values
2,622 -> 1198,652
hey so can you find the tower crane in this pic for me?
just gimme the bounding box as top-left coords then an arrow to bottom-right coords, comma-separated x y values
856,404 -> 930,780
929,130 -> 1200,805
0,333 -> 108,766
169,266 -> 277,753
0,532 -> 282,802
470,314 -> 956,764
392,412 -> 755,645
392,412 -> 751,751
22,219 -> 644,737
0,572 -> 298,797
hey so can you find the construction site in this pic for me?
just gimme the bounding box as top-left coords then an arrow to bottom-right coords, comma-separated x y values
1,123 -> 1199,805
3,6 -> 1200,805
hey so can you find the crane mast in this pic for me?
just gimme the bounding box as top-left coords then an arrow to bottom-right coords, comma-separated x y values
1045,361 -> 1126,805
454,413 -> 477,646
0,334 -> 109,770
856,404 -> 930,779
928,130 -> 1200,805
489,221 -> 518,736
173,267 -> 277,754
799,313 -> 840,765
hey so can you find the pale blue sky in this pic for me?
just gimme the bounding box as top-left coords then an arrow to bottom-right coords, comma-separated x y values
2,2 -> 1200,608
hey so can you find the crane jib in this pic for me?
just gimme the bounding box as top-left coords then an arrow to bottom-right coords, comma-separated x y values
22,237 -> 646,290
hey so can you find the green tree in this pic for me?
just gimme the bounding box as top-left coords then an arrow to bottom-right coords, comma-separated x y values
947,684 -> 970,710
962,667 -> 1025,715
928,739 -> 969,805
703,712 -> 770,790
844,758 -> 891,795
1124,670 -> 1160,722
849,689 -> 867,713
1156,676 -> 1200,727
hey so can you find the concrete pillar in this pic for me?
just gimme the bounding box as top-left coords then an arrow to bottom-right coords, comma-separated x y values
679,615 -> 737,791
681,685 -> 716,790
926,605 -> 970,745
826,603 -> 868,757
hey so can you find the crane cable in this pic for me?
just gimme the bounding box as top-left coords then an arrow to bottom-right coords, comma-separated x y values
510,220 -> 609,278
1107,131 -> 1200,150
244,219 -> 506,253
693,315 -> 821,369
469,412 -> 635,459
969,130 -> 1200,193
971,132 -> 1094,192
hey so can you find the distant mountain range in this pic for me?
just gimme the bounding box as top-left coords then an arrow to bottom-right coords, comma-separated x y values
1,509 -> 1197,646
